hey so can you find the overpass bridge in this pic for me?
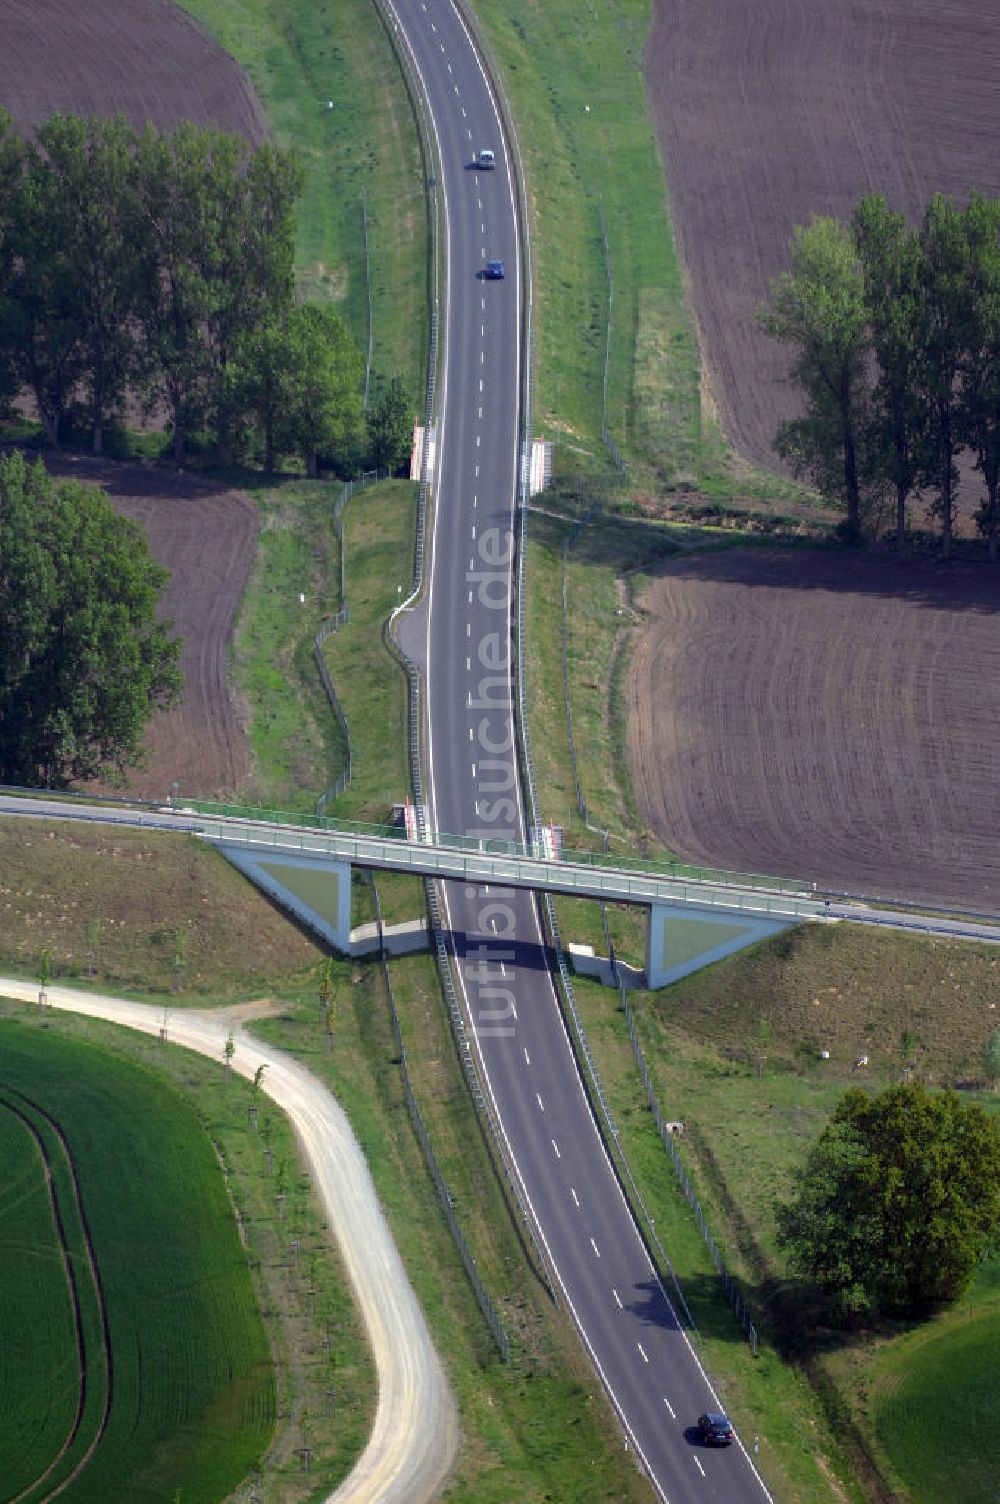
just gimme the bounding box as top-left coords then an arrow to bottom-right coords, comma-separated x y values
4,792 -> 1000,985
0,790 -> 820,986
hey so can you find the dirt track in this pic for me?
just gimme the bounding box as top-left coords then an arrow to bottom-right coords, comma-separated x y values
645,0 -> 1000,474
46,457 -> 258,802
0,0 -> 267,143
626,549 -> 1000,912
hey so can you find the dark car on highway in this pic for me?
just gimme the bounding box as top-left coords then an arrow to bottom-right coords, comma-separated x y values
697,1412 -> 734,1446
484,259 -> 505,280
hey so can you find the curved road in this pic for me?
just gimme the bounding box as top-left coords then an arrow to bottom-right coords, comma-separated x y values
393,2 -> 773,1500
0,979 -> 457,1504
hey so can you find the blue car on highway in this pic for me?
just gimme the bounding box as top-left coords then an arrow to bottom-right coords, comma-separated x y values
484,259 -> 505,280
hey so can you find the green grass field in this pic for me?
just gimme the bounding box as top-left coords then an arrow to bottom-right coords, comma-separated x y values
870,1265 -> 1000,1503
0,1020 -> 275,1502
0,1097 -> 93,1502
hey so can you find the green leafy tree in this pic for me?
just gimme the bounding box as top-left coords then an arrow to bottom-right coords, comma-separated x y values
34,115 -> 144,454
236,304 -> 364,477
777,1083 -> 1000,1321
960,193 -> 1000,561
913,194 -> 973,557
134,123 -> 215,462
230,317 -> 295,474
201,138 -> 301,462
0,451 -> 182,785
368,374 -> 413,474
277,304 -> 364,478
852,195 -> 927,546
10,136 -> 88,447
757,216 -> 872,539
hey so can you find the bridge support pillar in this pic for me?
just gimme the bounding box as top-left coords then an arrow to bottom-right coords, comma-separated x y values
218,845 -> 354,953
646,901 -> 797,990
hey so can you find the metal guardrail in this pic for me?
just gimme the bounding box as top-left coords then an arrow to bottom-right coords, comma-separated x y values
372,879 -> 510,1359
194,815 -> 824,916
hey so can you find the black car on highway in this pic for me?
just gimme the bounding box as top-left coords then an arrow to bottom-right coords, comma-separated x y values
697,1412 -> 734,1446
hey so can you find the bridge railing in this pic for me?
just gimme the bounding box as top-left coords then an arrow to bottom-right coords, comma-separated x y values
177,796 -> 811,893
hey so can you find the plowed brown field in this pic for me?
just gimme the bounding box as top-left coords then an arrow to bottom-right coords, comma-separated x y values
626,549 -> 1000,912
645,0 -> 1000,473
0,0 -> 266,144
47,457 -> 258,802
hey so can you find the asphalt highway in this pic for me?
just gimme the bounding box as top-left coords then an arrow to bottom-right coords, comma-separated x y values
392,1 -> 773,1498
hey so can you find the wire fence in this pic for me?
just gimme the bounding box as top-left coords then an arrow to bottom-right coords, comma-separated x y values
372,879 -> 510,1360
315,470 -> 385,816
561,506 -> 606,834
616,972 -> 759,1355
598,201 -> 627,480
362,190 -> 374,411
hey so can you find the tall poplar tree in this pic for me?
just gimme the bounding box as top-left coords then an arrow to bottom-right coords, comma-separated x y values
34,114 -> 144,454
757,217 -> 871,539
960,193 -> 1000,561
913,195 -> 972,558
852,195 -> 926,546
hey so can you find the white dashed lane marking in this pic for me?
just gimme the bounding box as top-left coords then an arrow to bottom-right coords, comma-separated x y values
523,1047 -> 531,1065
570,1187 -> 579,1206
637,1342 -> 649,1364
590,1238 -> 600,1258
535,1092 -> 545,1112
551,1139 -> 561,1160
613,1288 -> 623,1309
694,1457 -> 705,1478
663,1397 -> 676,1419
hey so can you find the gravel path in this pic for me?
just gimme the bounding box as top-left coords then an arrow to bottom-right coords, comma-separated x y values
0,979 -> 458,1504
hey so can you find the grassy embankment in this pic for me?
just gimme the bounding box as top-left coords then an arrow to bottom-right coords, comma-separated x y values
0,1017 -> 280,1502
567,922 -> 1000,1504
179,0 -> 427,401
472,0 -> 811,518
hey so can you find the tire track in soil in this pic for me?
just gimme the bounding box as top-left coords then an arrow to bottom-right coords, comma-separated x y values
626,548 -> 1000,912
1,1086 -> 113,1504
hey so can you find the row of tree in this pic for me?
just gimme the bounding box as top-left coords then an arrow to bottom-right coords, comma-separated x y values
759,193 -> 1000,556
0,111 -> 413,475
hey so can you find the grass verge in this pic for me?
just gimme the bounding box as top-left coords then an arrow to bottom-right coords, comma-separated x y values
178,0 -> 427,399
323,480 -> 416,824
233,479 -> 348,813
